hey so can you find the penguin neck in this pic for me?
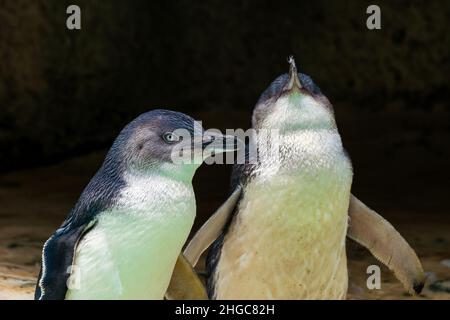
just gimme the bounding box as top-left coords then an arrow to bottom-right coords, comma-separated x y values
128,162 -> 199,184
113,164 -> 197,212
251,93 -> 347,177
254,91 -> 336,133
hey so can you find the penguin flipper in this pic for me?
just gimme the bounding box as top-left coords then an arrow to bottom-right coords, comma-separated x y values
35,220 -> 97,300
347,194 -> 425,294
184,185 -> 242,267
165,253 -> 208,300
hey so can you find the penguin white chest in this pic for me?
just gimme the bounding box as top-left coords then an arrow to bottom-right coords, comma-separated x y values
213,131 -> 353,299
66,176 -> 196,300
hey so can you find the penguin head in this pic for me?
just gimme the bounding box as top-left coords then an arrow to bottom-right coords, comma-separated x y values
252,57 -> 336,131
104,109 -> 237,181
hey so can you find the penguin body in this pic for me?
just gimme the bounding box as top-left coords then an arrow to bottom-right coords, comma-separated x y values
65,174 -> 196,299
35,109 -> 235,300
184,58 -> 424,299
207,64 -> 352,299
211,141 -> 351,299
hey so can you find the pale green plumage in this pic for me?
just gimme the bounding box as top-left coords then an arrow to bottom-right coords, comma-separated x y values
66,173 -> 196,300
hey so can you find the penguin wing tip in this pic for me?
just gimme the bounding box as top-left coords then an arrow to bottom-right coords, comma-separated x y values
413,280 -> 425,295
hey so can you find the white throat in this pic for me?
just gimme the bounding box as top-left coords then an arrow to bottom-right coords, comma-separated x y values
257,92 -> 335,132
253,92 -> 347,179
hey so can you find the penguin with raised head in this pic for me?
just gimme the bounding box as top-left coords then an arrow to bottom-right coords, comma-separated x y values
184,58 -> 425,299
35,109 -> 237,300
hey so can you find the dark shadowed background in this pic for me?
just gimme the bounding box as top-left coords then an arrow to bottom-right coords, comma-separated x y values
1,0 -> 449,213
0,0 -> 449,299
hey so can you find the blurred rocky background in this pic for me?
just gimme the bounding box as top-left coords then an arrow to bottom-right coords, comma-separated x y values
0,0 -> 449,299
1,0 -> 449,210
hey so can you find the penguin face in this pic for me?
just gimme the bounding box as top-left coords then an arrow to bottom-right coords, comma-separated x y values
106,109 -> 236,179
113,110 -> 199,171
252,59 -> 336,131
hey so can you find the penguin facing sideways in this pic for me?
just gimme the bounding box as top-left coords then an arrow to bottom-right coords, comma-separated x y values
184,58 -> 425,299
35,109 -> 237,300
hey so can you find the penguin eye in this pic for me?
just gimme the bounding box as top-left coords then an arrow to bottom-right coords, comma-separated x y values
162,132 -> 181,144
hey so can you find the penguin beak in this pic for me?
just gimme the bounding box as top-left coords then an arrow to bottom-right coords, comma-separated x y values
173,132 -> 241,165
284,56 -> 302,91
202,132 -> 241,153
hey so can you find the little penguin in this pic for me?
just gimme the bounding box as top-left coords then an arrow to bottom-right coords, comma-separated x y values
184,58 -> 425,299
35,109 -> 237,300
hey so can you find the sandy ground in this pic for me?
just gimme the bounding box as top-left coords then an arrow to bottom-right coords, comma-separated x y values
0,152 -> 449,300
